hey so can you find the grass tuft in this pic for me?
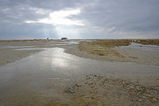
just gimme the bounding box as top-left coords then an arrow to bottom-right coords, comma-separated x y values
78,40 -> 132,58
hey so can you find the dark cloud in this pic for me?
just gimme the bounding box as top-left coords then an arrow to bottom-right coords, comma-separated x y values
81,0 -> 159,31
0,0 -> 159,39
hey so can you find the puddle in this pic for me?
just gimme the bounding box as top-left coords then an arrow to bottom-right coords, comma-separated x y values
68,41 -> 79,45
0,47 -> 159,105
52,41 -> 79,46
15,48 -> 44,50
0,46 -> 34,49
118,42 -> 159,52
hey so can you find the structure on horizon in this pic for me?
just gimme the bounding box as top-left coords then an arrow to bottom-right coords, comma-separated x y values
61,37 -> 68,40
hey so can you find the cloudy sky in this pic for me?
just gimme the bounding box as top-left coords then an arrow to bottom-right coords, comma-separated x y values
0,0 -> 159,39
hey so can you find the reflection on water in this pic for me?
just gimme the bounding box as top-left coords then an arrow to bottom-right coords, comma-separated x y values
50,48 -> 69,68
15,48 -> 44,50
52,57 -> 69,68
0,46 -> 34,49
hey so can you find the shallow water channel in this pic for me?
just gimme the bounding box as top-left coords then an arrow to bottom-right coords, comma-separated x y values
0,47 -> 159,105
118,42 -> 159,52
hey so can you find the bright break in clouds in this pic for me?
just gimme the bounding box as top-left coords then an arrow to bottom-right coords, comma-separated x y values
0,0 -> 159,39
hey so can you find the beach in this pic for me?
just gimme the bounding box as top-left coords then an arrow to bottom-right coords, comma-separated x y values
0,39 -> 159,105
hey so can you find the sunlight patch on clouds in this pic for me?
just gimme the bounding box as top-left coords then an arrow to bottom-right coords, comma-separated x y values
29,7 -> 50,15
25,8 -> 84,26
50,9 -> 80,18
107,27 -> 115,32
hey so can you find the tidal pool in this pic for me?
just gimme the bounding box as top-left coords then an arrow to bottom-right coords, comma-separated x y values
118,42 -> 159,52
0,48 -> 159,105
0,46 -> 34,49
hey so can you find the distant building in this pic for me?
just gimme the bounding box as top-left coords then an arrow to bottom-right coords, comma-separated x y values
61,37 -> 68,40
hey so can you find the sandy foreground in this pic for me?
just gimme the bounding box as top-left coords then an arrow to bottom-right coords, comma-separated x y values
0,39 -> 159,105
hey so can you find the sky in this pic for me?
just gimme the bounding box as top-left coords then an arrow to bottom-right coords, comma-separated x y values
0,0 -> 159,39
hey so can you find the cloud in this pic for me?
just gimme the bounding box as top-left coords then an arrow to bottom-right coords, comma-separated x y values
25,8 -> 84,26
0,0 -> 159,39
79,0 -> 159,38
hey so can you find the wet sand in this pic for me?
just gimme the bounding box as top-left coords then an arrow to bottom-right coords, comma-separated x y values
0,39 -> 80,66
0,40 -> 159,105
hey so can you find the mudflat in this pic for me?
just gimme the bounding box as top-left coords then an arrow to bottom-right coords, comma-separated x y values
0,39 -> 159,105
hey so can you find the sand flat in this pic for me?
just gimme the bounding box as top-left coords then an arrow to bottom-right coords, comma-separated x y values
0,39 -> 159,105
65,40 -> 159,66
